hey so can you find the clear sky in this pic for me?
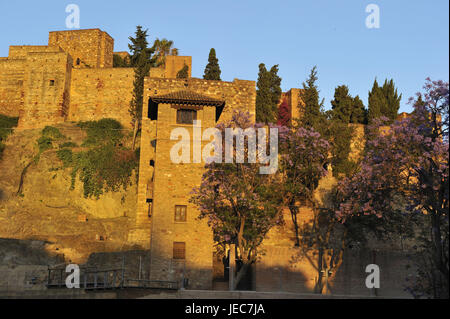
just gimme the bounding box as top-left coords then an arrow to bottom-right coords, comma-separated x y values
0,0 -> 448,113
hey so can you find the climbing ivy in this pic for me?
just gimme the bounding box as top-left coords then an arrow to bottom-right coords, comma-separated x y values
54,119 -> 138,199
0,114 -> 19,160
77,118 -> 124,147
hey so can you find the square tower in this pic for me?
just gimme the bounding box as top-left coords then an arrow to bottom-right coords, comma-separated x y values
48,29 -> 114,69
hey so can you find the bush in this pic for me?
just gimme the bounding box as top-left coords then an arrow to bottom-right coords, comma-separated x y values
77,119 -> 124,147
56,149 -> 73,167
42,126 -> 65,140
37,126 -> 65,154
0,114 -> 19,159
69,144 -> 138,198
60,142 -> 78,148
37,136 -> 54,153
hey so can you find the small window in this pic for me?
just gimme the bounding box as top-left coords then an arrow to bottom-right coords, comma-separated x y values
177,109 -> 197,125
49,80 -> 55,86
173,242 -> 186,260
76,58 -> 80,66
175,205 -> 187,222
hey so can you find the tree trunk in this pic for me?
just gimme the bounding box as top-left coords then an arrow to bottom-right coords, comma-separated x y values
315,248 -> 324,294
431,212 -> 448,298
132,121 -> 139,151
233,263 -> 250,290
289,202 -> 300,247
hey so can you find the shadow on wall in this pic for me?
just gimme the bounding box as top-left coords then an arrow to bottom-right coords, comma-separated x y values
0,238 -> 64,266
0,238 -> 65,292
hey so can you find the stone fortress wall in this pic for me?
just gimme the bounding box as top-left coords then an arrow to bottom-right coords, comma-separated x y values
0,28 -> 195,130
0,28 -> 414,295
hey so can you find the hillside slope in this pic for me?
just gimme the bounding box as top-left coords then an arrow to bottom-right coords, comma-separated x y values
0,123 -> 141,263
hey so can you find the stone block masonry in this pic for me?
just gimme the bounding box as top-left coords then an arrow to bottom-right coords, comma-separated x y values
19,51 -> 73,129
69,68 -> 134,127
48,29 -> 114,69
0,29 -> 194,129
7,28 -> 416,295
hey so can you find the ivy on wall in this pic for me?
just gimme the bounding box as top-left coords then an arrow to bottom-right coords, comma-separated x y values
27,119 -> 139,199
0,114 -> 19,160
56,119 -> 139,198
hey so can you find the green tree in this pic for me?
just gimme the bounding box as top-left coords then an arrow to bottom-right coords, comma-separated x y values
113,54 -> 130,68
351,95 -> 367,124
327,85 -> 366,177
153,38 -> 177,67
190,111 -> 284,289
129,46 -> 151,150
255,64 -> 282,124
176,64 -> 189,79
0,114 -> 19,160
331,85 -> 353,123
368,78 -> 402,123
203,48 -> 222,81
128,26 -> 156,67
330,85 -> 367,124
327,121 -> 356,178
298,66 -> 325,132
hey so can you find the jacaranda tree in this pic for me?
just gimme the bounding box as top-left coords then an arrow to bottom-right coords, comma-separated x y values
336,78 -> 449,299
190,111 -> 284,289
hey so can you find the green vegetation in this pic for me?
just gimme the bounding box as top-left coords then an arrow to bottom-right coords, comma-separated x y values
330,85 -> 367,124
129,26 -> 154,151
36,126 -> 66,161
176,64 -> 189,79
60,142 -> 78,149
298,66 -> 325,130
54,119 -> 138,198
113,54 -> 131,68
255,63 -> 282,124
296,68 -> 365,178
56,148 -> 74,167
77,118 -> 123,147
153,38 -> 177,67
368,78 -> 402,123
203,48 -> 221,81
0,114 -> 19,160
64,143 -> 138,198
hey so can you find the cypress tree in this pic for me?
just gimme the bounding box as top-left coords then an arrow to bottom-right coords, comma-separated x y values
351,95 -> 368,124
255,64 -> 282,124
331,85 -> 353,123
368,78 -> 401,122
368,79 -> 383,121
381,79 -> 402,121
299,66 -> 325,132
113,54 -> 130,68
203,48 -> 222,81
129,26 -> 154,150
176,64 -> 189,79
128,26 -> 156,67
331,85 -> 367,124
269,65 -> 282,115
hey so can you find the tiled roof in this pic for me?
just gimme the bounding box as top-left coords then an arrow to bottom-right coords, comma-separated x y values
151,90 -> 224,106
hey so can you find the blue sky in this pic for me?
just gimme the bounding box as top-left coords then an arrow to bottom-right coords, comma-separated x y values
0,0 -> 448,113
